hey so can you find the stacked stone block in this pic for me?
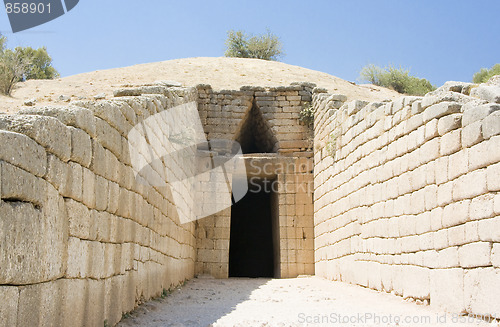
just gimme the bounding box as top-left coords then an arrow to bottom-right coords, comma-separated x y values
0,85 -> 197,327
313,85 -> 500,317
195,83 -> 316,279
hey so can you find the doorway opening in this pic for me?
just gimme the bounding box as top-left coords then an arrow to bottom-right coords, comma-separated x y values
229,179 -> 277,277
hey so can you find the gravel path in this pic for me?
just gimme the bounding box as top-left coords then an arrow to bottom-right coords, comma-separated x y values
117,276 -> 496,327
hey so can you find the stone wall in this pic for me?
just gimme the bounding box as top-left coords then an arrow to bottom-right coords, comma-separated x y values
313,82 -> 500,316
195,84 -> 315,278
0,85 -> 197,327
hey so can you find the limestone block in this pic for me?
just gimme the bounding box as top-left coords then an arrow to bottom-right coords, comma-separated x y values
461,121 -> 483,148
495,194 -> 500,215
105,149 -> 121,183
90,139 -> 107,177
59,279 -> 86,327
401,265 -> 430,300
430,268 -> 465,313
448,225 -> 466,247
95,175 -> 109,211
442,200 -> 470,228
83,279 -> 105,326
470,84 -> 500,104
411,101 -> 423,115
423,102 -> 462,123
19,105 -> 97,137
17,280 -> 63,327
469,139 -> 494,172
346,100 -> 368,116
430,207 -> 443,231
81,167 -> 96,209
104,275 -> 123,326
462,103 -> 500,126
436,246 -> 459,267
86,100 -> 134,136
424,118 -> 439,141
492,243 -> 500,267
88,241 -> 105,279
66,236 -> 90,278
67,161 -> 83,202
464,268 -> 500,315
448,149 -> 468,181
469,194 -> 495,220
107,182 -> 120,214
459,242 -> 491,268
487,136 -> 500,165
440,129 -> 461,156
95,117 -> 122,158
0,130 -> 47,177
1,161 -> 46,206
477,216 -> 500,242
452,169 -> 487,201
0,114 -> 71,161
434,156 -> 449,185
0,198 -> 66,284
465,221 -> 479,243
92,210 -> 111,242
0,286 -> 18,327
482,111 -> 500,139
69,126 -> 92,167
438,113 -> 462,136
66,198 -> 91,239
419,138 -> 440,164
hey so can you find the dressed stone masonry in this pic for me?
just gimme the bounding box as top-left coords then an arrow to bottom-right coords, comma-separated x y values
313,77 -> 500,317
1,75 -> 499,326
0,82 -> 316,326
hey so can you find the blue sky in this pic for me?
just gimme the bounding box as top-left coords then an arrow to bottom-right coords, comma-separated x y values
1,0 -> 499,86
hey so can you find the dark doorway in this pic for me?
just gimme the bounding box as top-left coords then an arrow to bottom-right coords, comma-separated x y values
229,181 -> 274,277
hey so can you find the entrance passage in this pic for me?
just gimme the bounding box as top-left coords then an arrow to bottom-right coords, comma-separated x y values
229,183 -> 274,277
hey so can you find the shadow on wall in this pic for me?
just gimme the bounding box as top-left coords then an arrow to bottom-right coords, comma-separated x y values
117,277 -> 270,326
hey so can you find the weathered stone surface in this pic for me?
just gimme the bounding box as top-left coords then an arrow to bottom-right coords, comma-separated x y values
492,243 -> 500,268
0,286 -> 18,327
114,88 -> 142,97
45,154 -> 69,196
1,161 -> 46,206
464,268 -> 500,315
66,198 -> 91,239
459,242 -> 491,268
470,84 -> 500,104
430,268 -> 465,313
0,192 -> 66,284
437,114 -> 462,136
422,102 -> 462,123
431,81 -> 476,95
0,130 -> 47,177
0,114 -> 71,162
461,120 -> 483,147
462,103 -> 500,126
482,110 -> 500,139
19,105 -> 96,137
95,117 -> 122,158
69,126 -> 92,167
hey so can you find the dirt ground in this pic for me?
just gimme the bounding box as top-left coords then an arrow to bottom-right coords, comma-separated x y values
117,276 -> 496,327
0,57 -> 401,114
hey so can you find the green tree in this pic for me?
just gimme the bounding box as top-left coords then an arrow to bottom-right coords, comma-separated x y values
0,34 -> 59,95
225,29 -> 284,61
14,46 -> 59,80
360,64 -> 436,96
472,64 -> 500,83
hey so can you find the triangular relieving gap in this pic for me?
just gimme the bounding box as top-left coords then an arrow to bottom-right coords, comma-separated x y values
235,99 -> 278,154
